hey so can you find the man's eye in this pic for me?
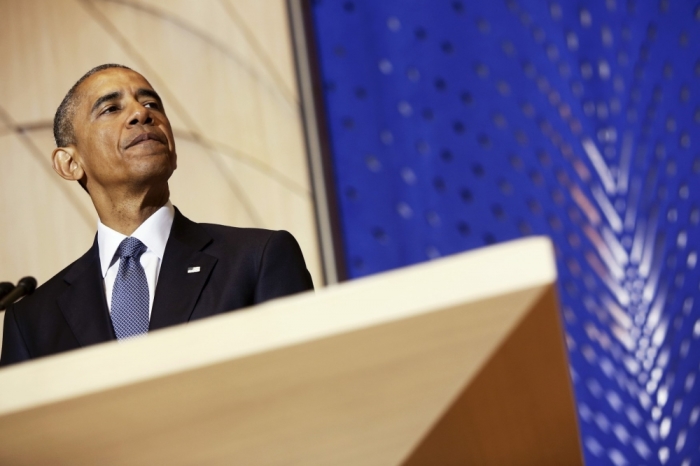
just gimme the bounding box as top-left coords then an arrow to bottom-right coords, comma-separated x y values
101,105 -> 118,115
143,102 -> 160,109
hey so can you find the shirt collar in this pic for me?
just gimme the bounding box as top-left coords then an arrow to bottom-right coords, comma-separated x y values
97,201 -> 175,278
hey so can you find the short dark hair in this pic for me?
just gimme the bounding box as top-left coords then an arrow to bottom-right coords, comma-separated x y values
53,64 -> 132,148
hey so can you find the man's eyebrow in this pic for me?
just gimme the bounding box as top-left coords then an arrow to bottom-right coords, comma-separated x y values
90,91 -> 122,114
136,88 -> 163,105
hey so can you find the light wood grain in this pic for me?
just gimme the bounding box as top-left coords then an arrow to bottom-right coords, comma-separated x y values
402,287 -> 582,465
0,237 -> 579,464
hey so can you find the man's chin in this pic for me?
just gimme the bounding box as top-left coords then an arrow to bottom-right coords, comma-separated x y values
129,159 -> 175,183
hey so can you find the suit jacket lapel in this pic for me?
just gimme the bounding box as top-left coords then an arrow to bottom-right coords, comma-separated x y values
149,209 -> 217,331
58,239 -> 116,346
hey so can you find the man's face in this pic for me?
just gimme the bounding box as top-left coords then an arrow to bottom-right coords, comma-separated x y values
71,68 -> 177,193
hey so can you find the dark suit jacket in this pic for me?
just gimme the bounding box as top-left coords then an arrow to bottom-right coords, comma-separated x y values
0,209 -> 314,366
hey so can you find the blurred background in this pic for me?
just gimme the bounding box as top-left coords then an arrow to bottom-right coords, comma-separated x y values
2,0 -> 700,464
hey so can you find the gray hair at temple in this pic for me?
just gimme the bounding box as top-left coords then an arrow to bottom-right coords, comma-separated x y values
53,63 -> 133,148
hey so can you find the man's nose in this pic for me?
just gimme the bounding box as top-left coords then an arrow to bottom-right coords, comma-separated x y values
127,104 -> 154,126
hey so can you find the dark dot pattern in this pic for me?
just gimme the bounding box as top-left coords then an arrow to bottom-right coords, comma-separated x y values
311,2 -> 700,464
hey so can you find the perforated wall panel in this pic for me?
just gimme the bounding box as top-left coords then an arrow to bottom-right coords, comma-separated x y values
309,0 -> 700,463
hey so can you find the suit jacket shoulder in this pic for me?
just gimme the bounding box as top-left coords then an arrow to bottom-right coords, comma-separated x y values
1,240 -> 114,365
168,217 -> 314,316
198,223 -> 312,291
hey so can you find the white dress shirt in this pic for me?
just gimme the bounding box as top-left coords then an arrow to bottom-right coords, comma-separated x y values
97,201 -> 175,320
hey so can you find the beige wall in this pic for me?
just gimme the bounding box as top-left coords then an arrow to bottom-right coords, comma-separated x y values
0,0 -> 321,286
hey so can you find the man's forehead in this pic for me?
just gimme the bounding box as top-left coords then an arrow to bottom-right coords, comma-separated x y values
79,68 -> 154,103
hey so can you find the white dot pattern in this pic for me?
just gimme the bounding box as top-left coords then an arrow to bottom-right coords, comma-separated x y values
110,237 -> 149,340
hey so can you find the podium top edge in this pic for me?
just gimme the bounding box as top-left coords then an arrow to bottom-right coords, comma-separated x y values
0,236 -> 557,415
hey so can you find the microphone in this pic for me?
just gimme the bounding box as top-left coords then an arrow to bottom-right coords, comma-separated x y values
0,282 -> 14,302
0,277 -> 37,310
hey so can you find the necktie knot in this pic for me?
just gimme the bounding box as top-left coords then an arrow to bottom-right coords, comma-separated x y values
118,237 -> 147,260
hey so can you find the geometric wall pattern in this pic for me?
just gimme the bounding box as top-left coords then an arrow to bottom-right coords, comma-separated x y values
310,1 -> 700,463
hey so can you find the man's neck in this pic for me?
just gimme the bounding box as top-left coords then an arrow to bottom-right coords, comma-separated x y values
91,184 -> 170,236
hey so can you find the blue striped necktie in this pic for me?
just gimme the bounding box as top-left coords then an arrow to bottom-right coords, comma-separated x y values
110,237 -> 150,340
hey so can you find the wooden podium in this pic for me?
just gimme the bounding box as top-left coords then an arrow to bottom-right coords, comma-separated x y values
0,237 -> 582,465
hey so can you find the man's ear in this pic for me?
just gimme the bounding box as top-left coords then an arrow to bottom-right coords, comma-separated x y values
51,146 -> 85,182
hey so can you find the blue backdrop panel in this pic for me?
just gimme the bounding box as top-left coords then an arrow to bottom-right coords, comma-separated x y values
310,0 -> 700,464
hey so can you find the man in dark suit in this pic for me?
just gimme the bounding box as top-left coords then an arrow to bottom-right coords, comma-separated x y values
0,64 -> 313,366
